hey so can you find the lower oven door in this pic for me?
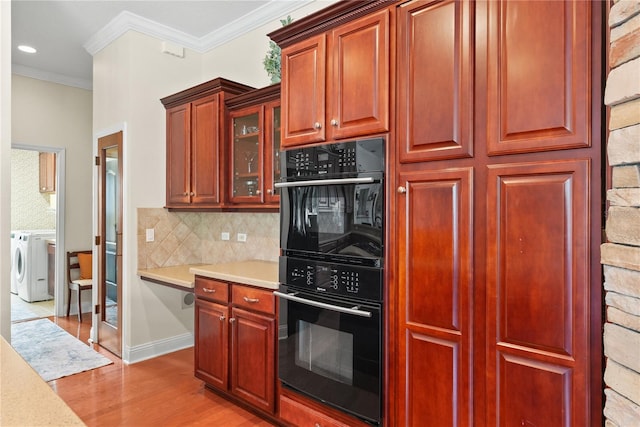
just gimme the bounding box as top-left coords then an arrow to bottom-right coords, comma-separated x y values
275,286 -> 382,424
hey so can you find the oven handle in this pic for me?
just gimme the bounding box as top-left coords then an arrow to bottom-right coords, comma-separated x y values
274,291 -> 373,318
274,176 -> 376,188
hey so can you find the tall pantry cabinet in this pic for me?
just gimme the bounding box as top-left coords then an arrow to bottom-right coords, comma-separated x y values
392,1 -> 603,426
270,0 -> 604,425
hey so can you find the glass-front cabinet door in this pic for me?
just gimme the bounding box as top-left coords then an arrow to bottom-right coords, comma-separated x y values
264,101 -> 281,204
230,106 -> 263,202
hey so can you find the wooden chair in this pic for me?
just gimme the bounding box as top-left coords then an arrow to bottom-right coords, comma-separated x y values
66,250 -> 93,322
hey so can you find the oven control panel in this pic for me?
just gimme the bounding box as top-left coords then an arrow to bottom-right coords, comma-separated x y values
280,256 -> 383,302
282,138 -> 384,177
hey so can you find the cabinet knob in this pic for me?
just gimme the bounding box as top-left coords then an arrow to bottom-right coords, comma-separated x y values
256,190 -> 261,195
190,192 -> 195,196
315,424 -> 322,427
314,122 -> 322,130
229,318 -> 236,324
397,186 -> 407,194
219,315 -> 225,322
330,119 -> 338,127
183,192 -> 189,196
267,189 -> 273,195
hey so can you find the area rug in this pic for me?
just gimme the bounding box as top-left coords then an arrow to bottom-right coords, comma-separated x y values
11,318 -> 113,382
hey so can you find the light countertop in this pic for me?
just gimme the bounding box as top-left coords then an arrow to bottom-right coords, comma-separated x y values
0,337 -> 85,426
138,264 -> 204,290
138,260 -> 279,290
190,260 -> 279,289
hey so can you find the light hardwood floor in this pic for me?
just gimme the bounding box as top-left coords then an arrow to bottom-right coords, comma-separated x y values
47,314 -> 276,426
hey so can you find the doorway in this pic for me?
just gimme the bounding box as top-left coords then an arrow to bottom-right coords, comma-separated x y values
9,146 -> 66,322
97,132 -> 123,357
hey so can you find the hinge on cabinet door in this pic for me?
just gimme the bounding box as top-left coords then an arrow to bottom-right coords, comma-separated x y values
95,156 -> 100,166
95,304 -> 101,315
95,235 -> 101,245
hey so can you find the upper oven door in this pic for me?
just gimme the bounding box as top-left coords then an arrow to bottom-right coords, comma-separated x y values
276,174 -> 383,264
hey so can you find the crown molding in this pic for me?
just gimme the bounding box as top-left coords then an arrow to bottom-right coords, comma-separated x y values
12,64 -> 92,90
84,0 -> 312,57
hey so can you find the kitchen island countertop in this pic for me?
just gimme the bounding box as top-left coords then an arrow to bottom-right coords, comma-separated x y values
138,260 -> 279,291
1,337 -> 86,426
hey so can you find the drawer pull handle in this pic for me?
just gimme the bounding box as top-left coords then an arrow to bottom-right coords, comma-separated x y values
203,288 -> 216,293
243,296 -> 260,303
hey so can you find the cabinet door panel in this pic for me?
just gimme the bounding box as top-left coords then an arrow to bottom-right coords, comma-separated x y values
398,0 -> 473,162
194,298 -> 228,390
191,94 -> 221,205
166,103 -> 191,206
499,354 -> 571,427
398,167 -> 473,426
486,160 -> 589,426
230,308 -> 275,413
281,35 -> 326,147
486,1 -> 590,155
329,9 -> 389,140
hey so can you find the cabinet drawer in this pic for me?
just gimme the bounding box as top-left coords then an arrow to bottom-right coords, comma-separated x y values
231,285 -> 275,315
194,277 -> 229,303
279,395 -> 350,427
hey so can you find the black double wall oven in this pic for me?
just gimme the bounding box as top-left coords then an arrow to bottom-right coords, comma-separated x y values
275,138 -> 385,425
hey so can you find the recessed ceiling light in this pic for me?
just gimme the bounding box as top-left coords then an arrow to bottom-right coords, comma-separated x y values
18,45 -> 37,54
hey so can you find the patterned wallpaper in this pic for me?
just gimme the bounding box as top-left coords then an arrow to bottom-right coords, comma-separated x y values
137,208 -> 279,269
11,149 -> 56,231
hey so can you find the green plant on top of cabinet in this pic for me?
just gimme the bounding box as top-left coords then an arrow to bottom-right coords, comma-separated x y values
161,78 -> 254,209
226,84 -> 281,208
274,8 -> 390,147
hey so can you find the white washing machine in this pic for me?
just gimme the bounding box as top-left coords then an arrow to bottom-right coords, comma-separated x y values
10,230 -> 23,294
15,230 -> 56,302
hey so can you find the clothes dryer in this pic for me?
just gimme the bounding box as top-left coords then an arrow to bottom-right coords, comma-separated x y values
15,230 -> 56,302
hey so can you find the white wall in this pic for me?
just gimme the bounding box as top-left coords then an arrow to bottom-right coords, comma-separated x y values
92,0 -> 338,362
12,75 -> 93,253
0,1 -> 12,339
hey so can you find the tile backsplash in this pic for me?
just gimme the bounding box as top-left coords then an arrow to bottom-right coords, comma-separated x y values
137,208 -> 279,269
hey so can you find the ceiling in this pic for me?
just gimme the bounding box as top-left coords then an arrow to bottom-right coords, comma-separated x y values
11,0 -> 311,90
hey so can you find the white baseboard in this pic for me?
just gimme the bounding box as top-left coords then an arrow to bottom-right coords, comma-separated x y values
123,332 -> 194,364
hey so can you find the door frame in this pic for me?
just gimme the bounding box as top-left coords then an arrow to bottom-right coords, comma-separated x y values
92,124 -> 127,356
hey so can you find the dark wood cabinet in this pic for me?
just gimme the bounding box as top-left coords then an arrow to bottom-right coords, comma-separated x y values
396,167 -> 474,426
39,152 -> 56,193
230,307 -> 275,413
226,84 -> 281,208
279,9 -> 389,147
194,276 -> 276,415
161,78 -> 253,209
195,297 -> 228,389
397,0 -> 473,162
392,1 -> 603,426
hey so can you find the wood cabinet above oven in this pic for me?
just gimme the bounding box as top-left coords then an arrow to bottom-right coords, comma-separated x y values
271,3 -> 391,148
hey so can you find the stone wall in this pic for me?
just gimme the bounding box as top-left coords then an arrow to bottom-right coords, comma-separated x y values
602,1 -> 640,426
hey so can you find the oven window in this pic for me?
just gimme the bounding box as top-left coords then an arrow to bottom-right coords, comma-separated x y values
296,320 -> 354,385
280,182 -> 383,260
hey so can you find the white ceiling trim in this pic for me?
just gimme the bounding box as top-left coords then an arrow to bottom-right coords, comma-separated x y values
12,64 -> 93,91
84,0 -> 312,56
